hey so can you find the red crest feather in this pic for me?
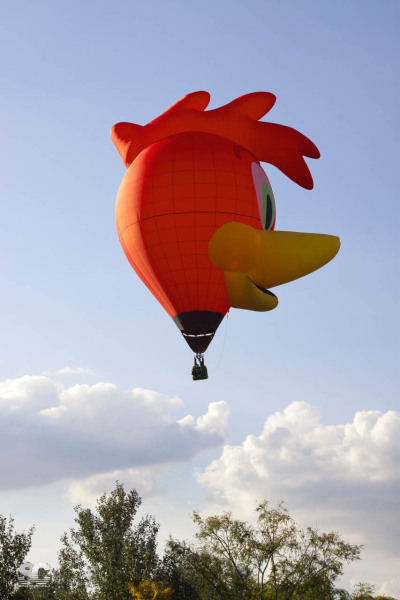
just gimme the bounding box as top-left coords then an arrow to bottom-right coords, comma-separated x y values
111,92 -> 320,189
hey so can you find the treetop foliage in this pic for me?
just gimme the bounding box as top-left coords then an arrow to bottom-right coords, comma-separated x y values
0,515 -> 34,600
167,500 -> 363,600
2,484 -> 397,600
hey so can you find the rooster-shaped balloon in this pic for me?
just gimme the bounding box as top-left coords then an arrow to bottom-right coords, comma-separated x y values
112,92 -> 340,379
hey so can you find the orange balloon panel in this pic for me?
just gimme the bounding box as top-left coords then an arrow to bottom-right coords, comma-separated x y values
115,132 -> 264,347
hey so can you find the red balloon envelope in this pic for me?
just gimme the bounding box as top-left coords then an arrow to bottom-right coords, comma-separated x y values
111,92 -> 339,355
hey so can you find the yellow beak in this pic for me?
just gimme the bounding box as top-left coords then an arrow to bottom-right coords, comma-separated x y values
208,222 -> 340,312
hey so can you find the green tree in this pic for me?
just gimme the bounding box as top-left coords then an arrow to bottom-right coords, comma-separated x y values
351,583 -> 397,600
0,514 -> 34,600
159,542 -> 202,600
11,584 -> 55,600
168,501 -> 362,600
352,583 -> 375,600
58,481 -> 160,600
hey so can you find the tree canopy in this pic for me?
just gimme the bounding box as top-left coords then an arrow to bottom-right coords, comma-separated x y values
3,484 -> 397,600
57,482 -> 159,600
164,500 -> 362,600
0,515 -> 34,600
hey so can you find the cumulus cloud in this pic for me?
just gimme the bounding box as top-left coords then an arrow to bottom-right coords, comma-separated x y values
198,401 -> 400,507
197,401 -> 400,594
43,366 -> 94,376
0,375 -> 230,492
67,466 -> 167,507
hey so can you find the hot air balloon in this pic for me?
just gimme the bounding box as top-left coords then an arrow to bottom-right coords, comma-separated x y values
111,92 -> 340,379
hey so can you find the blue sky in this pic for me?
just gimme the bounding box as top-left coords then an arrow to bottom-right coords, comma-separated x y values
1,0 -> 399,594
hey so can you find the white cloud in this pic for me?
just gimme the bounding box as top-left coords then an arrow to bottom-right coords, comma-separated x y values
378,577 -> 399,597
198,401 -> 400,502
183,400 -> 230,439
43,366 -> 94,376
197,401 -> 400,595
66,466 -> 167,507
0,375 -> 230,492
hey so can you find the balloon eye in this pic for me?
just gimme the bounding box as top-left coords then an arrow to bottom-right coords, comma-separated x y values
251,162 -> 276,230
262,181 -> 275,230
